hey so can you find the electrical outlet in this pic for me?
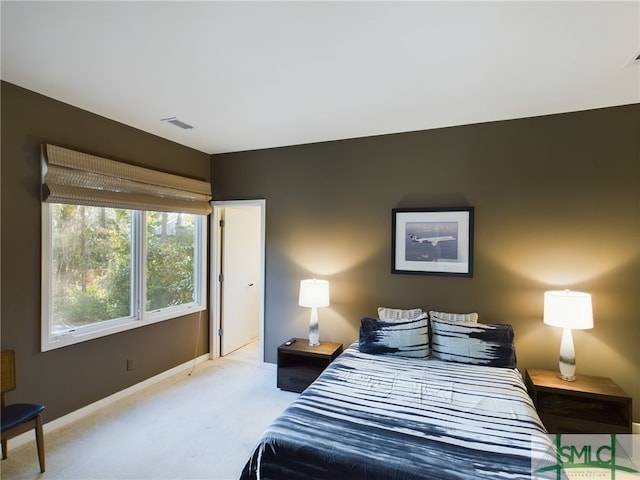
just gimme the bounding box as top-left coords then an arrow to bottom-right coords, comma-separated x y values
126,358 -> 135,371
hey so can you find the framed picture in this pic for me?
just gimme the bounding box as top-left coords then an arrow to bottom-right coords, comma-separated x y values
392,207 -> 474,277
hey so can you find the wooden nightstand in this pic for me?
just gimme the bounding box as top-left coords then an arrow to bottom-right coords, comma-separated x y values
277,339 -> 343,393
525,368 -> 632,434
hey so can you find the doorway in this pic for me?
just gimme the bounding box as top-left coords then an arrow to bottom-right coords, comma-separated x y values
210,200 -> 265,363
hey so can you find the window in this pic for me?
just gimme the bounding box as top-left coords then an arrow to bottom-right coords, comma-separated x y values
40,143 -> 211,351
42,204 -> 207,351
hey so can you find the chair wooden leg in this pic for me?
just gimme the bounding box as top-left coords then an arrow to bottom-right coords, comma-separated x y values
1,437 -> 7,460
35,415 -> 45,473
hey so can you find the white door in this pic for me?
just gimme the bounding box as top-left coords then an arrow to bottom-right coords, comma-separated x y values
220,205 -> 261,356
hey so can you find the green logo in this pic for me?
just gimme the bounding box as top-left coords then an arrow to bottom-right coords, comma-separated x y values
533,434 -> 640,479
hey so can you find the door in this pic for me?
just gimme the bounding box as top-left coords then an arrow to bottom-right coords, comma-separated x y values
218,204 -> 262,356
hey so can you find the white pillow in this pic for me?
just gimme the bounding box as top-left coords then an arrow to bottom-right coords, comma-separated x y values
377,307 -> 423,322
429,311 -> 478,323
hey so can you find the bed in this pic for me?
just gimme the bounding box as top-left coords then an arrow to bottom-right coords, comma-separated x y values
240,312 -> 563,480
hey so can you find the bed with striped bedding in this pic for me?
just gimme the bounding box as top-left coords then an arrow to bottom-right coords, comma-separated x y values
240,343 -> 561,480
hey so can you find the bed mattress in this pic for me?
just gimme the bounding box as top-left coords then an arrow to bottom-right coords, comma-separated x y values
240,343 -> 562,480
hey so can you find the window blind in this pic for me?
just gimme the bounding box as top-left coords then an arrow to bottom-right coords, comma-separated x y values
42,144 -> 212,215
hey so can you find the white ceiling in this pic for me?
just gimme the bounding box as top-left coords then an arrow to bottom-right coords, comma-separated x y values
2,1 -> 639,155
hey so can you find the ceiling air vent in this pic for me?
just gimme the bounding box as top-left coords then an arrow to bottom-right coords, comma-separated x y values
161,117 -> 194,130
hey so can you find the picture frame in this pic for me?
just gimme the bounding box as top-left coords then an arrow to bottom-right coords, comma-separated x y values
391,207 -> 474,277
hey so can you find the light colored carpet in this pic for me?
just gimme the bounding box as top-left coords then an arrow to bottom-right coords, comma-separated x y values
1,342 -> 298,480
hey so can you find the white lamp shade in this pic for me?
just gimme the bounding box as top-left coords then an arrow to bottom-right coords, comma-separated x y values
543,290 -> 593,330
298,279 -> 330,308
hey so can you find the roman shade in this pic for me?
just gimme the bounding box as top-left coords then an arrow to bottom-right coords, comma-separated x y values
42,144 -> 212,215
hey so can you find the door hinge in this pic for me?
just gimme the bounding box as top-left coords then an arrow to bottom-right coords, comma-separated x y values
218,328 -> 223,336
219,219 -> 224,227
218,274 -> 224,282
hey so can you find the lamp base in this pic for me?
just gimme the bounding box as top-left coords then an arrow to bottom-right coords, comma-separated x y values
557,328 -> 577,382
308,307 -> 320,347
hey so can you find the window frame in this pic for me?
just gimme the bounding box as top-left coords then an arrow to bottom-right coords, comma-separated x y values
41,204 -> 207,352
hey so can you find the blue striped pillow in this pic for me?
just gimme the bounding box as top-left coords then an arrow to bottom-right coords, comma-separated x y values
377,307 -> 423,322
359,314 -> 430,358
431,318 -> 516,368
429,310 -> 478,323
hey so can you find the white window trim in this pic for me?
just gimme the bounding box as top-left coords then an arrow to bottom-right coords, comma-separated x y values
41,204 -> 207,352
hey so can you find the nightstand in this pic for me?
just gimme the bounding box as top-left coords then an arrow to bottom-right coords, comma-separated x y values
277,339 -> 343,393
525,368 -> 632,434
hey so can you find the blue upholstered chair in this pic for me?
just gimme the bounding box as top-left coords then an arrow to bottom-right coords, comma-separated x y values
1,350 -> 45,473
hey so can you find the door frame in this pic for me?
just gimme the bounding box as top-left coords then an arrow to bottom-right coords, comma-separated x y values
210,199 -> 266,363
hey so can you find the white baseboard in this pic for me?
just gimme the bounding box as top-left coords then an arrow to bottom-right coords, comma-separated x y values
7,353 -> 210,450
633,422 -> 640,434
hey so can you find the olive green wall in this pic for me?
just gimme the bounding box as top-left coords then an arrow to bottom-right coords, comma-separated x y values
212,104 -> 640,422
2,79 -> 638,426
0,82 -> 210,422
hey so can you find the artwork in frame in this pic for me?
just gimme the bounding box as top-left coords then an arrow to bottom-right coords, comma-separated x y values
392,207 -> 474,277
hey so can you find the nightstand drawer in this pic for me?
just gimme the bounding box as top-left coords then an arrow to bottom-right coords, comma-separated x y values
538,412 -> 631,434
277,365 -> 322,392
277,339 -> 343,393
525,368 -> 632,434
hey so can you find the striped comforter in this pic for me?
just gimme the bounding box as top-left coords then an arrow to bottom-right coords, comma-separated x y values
240,344 -> 561,480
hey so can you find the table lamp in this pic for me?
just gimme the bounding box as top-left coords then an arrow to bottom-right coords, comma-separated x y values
543,290 -> 593,381
298,279 -> 330,347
